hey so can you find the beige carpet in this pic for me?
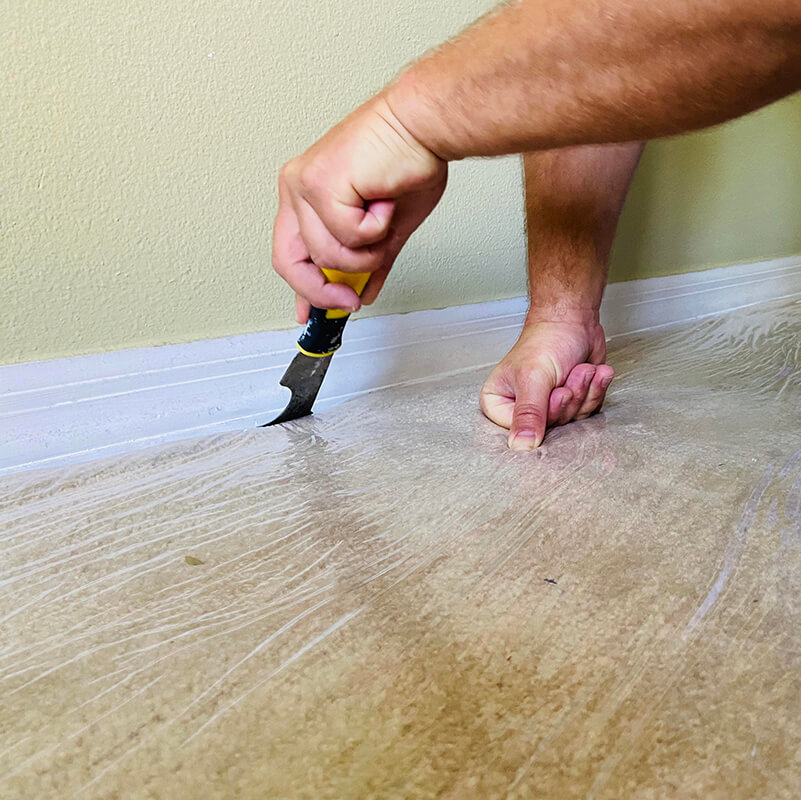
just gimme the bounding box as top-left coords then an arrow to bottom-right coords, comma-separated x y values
3,297 -> 801,799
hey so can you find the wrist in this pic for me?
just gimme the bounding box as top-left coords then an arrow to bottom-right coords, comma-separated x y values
383,71 -> 458,162
524,303 -> 601,328
369,92 -> 438,166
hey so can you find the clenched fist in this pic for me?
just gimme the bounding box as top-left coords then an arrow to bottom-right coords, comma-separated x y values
272,95 -> 447,323
480,319 -> 614,450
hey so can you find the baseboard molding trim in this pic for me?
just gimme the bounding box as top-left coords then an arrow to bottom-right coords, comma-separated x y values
3,255 -> 800,476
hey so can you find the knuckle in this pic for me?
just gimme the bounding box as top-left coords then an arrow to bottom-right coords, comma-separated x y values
570,388 -> 589,407
306,246 -> 332,269
512,367 -> 536,387
321,243 -> 384,271
340,228 -> 373,250
556,405 -> 574,424
513,402 -> 544,424
278,160 -> 299,189
297,161 -> 324,196
336,228 -> 360,249
557,402 -> 574,421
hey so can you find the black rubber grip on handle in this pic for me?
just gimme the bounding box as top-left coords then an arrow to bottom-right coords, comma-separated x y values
297,306 -> 351,356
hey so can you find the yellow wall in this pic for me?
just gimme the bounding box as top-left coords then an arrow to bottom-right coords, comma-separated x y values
611,96 -> 801,280
3,1 -> 800,365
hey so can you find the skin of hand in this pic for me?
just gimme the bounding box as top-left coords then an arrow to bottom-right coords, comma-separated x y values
272,96 -> 447,323
478,143 -> 642,450
480,318 -> 613,451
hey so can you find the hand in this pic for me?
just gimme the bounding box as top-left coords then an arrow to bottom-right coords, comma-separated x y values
272,95 -> 448,323
479,317 -> 614,450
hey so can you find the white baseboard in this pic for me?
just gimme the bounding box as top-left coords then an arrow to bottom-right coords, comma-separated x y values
2,255 -> 800,476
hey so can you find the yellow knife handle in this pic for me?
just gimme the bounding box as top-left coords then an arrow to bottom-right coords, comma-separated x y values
296,270 -> 370,357
320,269 -> 370,319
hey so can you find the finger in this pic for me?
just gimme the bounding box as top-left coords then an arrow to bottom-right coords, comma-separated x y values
360,264 -> 392,305
548,387 -> 574,427
295,294 -> 310,325
356,200 -> 421,306
508,371 -> 553,451
576,365 -> 614,419
294,197 -> 389,272
557,364 -> 596,424
272,203 -> 362,311
479,374 -> 515,430
273,246 -> 361,311
359,185 -> 443,306
298,164 -> 395,247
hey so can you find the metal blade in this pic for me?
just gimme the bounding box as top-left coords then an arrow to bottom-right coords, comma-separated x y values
262,351 -> 333,426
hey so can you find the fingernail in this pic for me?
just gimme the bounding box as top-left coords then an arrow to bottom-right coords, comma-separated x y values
584,371 -> 594,387
601,376 -> 612,388
508,431 -> 539,451
560,395 -> 570,409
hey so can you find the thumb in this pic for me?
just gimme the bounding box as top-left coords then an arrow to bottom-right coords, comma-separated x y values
328,197 -> 394,248
508,371 -> 552,451
361,199 -> 395,239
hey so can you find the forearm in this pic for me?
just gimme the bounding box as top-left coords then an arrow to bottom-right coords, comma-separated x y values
524,142 -> 643,325
387,0 -> 801,159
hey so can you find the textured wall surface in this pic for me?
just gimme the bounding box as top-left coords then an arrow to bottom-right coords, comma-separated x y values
611,95 -> 801,282
3,1 -> 801,365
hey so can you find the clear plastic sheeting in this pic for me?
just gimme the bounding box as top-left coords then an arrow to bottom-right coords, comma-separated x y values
2,296 -> 801,799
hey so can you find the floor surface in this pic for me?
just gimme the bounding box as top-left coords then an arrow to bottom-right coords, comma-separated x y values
3,297 -> 801,799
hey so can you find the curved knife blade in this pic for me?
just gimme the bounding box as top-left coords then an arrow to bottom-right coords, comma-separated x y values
262,351 -> 333,426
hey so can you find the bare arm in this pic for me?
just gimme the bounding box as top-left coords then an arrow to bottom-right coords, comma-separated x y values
390,0 -> 801,159
481,142 -> 643,449
523,142 -> 643,324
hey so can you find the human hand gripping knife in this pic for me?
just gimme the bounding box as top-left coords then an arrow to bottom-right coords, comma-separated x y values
262,269 -> 370,426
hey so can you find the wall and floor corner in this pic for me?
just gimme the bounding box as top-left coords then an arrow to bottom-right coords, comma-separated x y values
3,255 -> 801,475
